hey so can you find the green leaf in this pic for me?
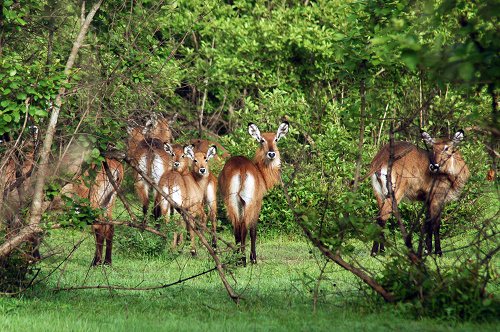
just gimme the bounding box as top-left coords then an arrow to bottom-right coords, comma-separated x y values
16,93 -> 27,100
332,33 -> 345,41
458,62 -> 474,82
34,108 -> 47,117
3,114 -> 12,123
401,50 -> 419,71
90,148 -> 101,159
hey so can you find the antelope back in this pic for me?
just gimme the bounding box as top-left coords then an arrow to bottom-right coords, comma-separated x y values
64,159 -> 123,213
370,130 -> 469,202
127,126 -> 147,153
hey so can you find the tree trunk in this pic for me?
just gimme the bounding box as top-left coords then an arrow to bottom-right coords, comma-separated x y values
353,74 -> 366,189
0,0 -> 104,259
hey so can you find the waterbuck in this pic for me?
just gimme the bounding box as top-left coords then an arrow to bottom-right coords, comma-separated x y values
369,130 -> 470,256
157,144 -> 217,255
218,121 -> 289,265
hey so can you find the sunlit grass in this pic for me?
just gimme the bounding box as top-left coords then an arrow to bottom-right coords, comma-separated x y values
0,227 -> 498,331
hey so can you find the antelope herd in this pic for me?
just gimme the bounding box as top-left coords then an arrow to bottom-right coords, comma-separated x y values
0,113 -> 473,266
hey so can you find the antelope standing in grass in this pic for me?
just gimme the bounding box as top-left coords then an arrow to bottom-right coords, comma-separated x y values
59,152 -> 124,266
127,114 -> 174,223
369,130 -> 470,256
157,144 -> 217,255
219,121 -> 289,265
191,140 -> 226,248
191,145 -> 219,248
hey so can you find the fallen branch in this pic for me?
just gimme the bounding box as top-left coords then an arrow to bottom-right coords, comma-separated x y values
282,162 -> 395,303
54,266 -> 218,292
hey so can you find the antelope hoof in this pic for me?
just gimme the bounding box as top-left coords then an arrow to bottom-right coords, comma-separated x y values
91,258 -> 102,266
234,256 -> 245,267
190,249 -> 197,257
250,258 -> 257,264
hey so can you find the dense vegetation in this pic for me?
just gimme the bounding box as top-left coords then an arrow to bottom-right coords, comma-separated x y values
0,0 -> 498,326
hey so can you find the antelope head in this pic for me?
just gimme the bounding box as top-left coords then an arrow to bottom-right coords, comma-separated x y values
164,143 -> 192,173
248,121 -> 289,165
192,145 -> 217,177
422,130 -> 465,174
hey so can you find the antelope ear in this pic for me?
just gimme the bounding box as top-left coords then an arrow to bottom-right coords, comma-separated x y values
452,129 -> 465,146
29,125 -> 39,134
144,118 -> 154,134
164,143 -> 174,155
29,125 -> 39,140
206,145 -> 217,161
421,131 -> 435,146
169,113 -> 178,125
184,145 -> 195,160
275,121 -> 289,141
126,126 -> 133,135
146,113 -> 158,128
248,123 -> 262,142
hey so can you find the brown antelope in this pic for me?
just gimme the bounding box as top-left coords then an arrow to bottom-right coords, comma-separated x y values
1,126 -> 41,258
60,158 -> 123,266
219,121 -> 289,265
1,126 -> 39,198
369,130 -> 470,256
127,114 -> 174,223
157,144 -> 217,255
156,143 -> 189,248
190,140 -> 226,248
191,146 -> 218,248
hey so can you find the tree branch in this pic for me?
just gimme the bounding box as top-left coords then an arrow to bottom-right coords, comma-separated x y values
0,0 -> 104,259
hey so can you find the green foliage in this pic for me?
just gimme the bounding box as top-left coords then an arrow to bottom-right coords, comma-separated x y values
1,0 -> 498,322
0,57 -> 66,135
381,255 -> 498,320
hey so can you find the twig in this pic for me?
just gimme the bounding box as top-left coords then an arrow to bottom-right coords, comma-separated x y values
54,266 -> 218,292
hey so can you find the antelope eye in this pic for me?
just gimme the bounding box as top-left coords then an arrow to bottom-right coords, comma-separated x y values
444,146 -> 449,151
194,160 -> 198,163
260,139 -> 265,144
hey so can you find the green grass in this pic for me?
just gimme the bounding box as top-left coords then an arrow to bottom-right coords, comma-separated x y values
0,229 -> 498,331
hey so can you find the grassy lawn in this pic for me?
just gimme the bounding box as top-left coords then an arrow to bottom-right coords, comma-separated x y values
0,227 -> 498,332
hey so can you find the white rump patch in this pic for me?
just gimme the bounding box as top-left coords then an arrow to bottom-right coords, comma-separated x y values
151,155 -> 165,185
240,173 -> 255,205
372,167 -> 388,197
229,175 -> 241,216
139,155 -> 148,174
